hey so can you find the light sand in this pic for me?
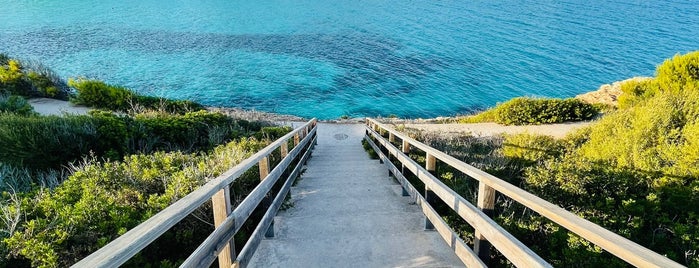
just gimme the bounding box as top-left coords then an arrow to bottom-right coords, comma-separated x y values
399,121 -> 593,138
28,98 -> 91,116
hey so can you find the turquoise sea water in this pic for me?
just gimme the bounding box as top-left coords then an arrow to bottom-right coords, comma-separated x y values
1,0 -> 698,119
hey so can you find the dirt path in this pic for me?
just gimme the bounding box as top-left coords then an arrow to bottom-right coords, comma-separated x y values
28,98 -> 91,115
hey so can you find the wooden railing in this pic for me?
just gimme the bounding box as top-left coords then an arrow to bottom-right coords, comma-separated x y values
73,119 -> 318,268
364,118 -> 683,268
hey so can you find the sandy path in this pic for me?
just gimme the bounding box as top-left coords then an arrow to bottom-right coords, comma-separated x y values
29,98 -> 91,116
401,121 -> 593,138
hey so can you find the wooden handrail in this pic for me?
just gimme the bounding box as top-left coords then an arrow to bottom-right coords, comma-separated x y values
366,126 -> 550,268
365,118 -> 684,268
73,119 -> 317,268
182,126 -> 317,267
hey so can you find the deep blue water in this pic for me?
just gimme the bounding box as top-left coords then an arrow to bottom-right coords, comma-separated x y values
1,0 -> 698,119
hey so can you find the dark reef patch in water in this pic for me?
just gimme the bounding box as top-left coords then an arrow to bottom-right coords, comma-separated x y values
0,27 -> 458,93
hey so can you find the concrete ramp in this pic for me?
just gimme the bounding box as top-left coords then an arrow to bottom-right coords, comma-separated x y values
248,123 -> 463,267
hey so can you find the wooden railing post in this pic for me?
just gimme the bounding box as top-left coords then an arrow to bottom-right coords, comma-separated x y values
294,132 -> 300,146
389,133 -> 395,143
280,140 -> 288,158
400,139 -> 411,196
259,156 -> 274,237
424,153 -> 437,230
474,182 -> 496,263
211,188 -> 234,268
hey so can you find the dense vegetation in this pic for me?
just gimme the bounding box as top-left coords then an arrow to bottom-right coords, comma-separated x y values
69,79 -> 203,113
0,110 -> 265,171
0,54 -> 70,100
0,95 -> 34,116
0,54 -> 294,267
375,51 -> 699,266
461,97 -> 600,125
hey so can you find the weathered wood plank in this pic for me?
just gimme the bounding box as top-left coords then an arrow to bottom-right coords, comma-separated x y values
211,189 -> 234,268
366,118 -> 684,268
474,182 -> 496,262
280,140 -> 289,158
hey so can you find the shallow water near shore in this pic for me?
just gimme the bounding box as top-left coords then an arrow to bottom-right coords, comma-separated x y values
1,0 -> 698,119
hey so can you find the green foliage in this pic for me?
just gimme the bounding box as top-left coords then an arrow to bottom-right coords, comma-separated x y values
69,78 -> 203,113
656,51 -> 699,94
0,60 -> 26,96
0,110 -> 266,171
0,53 -> 9,65
521,52 -> 699,266
494,97 -> 599,125
502,133 -> 565,165
0,56 -> 69,100
0,95 -> 35,116
3,139 -> 265,267
253,126 -> 293,141
363,52 -> 699,266
361,139 -> 379,159
459,97 -> 599,125
68,79 -> 135,111
618,78 -> 658,108
458,107 -> 498,123
0,114 -> 100,170
618,52 -> 699,109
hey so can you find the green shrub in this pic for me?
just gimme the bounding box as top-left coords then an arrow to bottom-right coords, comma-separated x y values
253,126 -> 293,141
494,97 -> 599,125
3,139 -> 266,267
0,110 -> 266,171
134,95 -> 204,114
459,98 -> 599,125
0,60 -> 27,96
0,95 -> 35,116
69,78 -> 204,113
458,107 -> 498,123
521,56 -> 699,265
502,133 -> 565,165
133,110 -> 237,152
618,78 -> 658,108
0,56 -> 69,100
69,79 -> 135,111
618,52 -> 699,109
0,53 -> 9,65
0,114 -> 100,170
656,51 -> 699,94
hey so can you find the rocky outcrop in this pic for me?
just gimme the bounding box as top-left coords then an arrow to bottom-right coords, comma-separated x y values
575,77 -> 652,107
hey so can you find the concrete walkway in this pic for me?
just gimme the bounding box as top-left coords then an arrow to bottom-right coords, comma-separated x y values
248,123 -> 463,267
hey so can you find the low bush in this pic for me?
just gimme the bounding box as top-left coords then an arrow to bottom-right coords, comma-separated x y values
459,97 -> 599,125
493,97 -> 598,125
502,133 -> 565,165
618,51 -> 699,109
68,79 -> 134,111
0,110 -> 269,171
0,114 -> 100,170
3,139 -> 266,267
69,79 -> 203,113
0,55 -> 69,100
0,95 -> 35,116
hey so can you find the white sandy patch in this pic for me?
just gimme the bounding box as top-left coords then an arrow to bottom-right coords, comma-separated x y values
29,98 -> 92,116
400,121 -> 592,138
